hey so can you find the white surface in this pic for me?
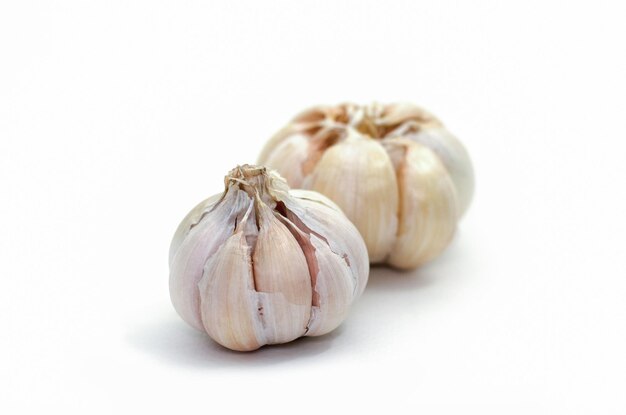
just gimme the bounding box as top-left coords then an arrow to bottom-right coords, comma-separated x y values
1,1 -> 625,413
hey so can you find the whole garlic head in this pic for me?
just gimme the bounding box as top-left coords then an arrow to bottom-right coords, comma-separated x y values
169,165 -> 369,351
258,103 -> 474,269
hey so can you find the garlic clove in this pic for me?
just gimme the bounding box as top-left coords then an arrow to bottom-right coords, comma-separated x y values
304,235 -> 355,336
169,193 -> 222,266
405,126 -> 474,218
198,228 -> 266,352
284,192 -> 369,297
169,188 -> 250,330
261,133 -> 309,188
275,211 -> 357,336
302,133 -> 399,263
384,138 -> 459,269
251,202 -> 312,344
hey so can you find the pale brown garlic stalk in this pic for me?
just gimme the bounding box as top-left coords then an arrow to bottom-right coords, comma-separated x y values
169,165 -> 369,351
258,103 -> 474,269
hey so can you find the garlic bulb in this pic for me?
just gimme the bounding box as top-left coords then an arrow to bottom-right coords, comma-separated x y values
258,103 -> 474,269
169,165 -> 369,351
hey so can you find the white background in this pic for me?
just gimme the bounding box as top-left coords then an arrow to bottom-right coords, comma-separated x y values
1,1 -> 625,413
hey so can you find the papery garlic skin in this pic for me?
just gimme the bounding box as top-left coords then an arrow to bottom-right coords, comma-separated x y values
384,138 -> 459,268
258,103 -> 473,268
169,165 -> 369,351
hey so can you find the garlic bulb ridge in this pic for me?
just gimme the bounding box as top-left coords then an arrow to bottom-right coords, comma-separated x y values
169,165 -> 369,351
258,102 -> 474,269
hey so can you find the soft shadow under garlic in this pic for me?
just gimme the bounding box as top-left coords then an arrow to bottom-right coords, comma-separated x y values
132,233 -> 469,366
126,315 -> 344,369
365,266 -> 436,291
360,234 -> 466,294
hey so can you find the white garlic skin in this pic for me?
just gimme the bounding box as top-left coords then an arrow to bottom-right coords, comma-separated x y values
169,165 -> 369,351
258,103 -> 474,269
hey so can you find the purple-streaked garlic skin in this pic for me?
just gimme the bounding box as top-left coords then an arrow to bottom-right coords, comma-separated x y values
258,103 -> 473,269
169,165 -> 369,351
